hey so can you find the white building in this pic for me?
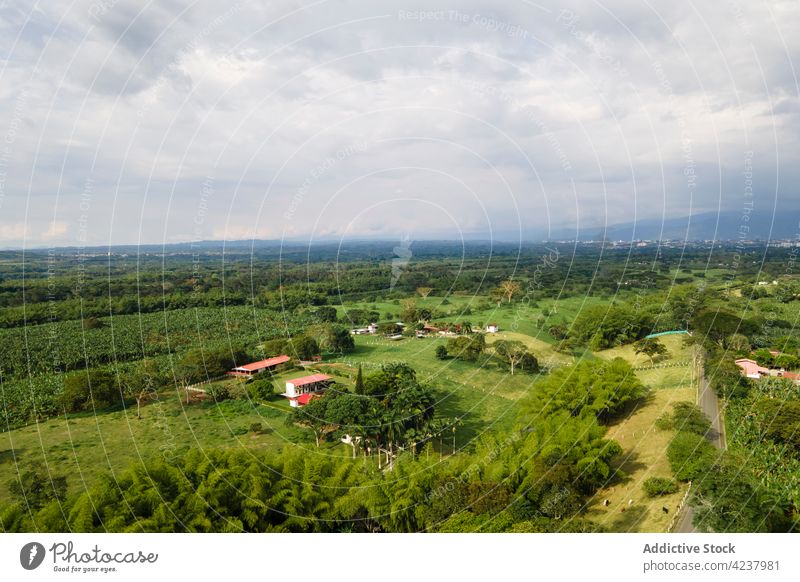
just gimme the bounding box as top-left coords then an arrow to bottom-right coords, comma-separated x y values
284,373 -> 333,407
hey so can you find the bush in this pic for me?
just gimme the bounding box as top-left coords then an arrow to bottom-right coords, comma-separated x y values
435,345 -> 449,360
206,384 -> 231,402
642,477 -> 678,497
670,402 -> 711,436
61,369 -> 122,412
654,413 -> 673,431
446,334 -> 486,362
246,378 -> 276,401
249,422 -> 263,434
667,432 -> 717,481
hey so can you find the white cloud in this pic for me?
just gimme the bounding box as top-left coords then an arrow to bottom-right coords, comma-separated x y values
41,220 -> 69,239
0,223 -> 29,241
0,0 -> 797,246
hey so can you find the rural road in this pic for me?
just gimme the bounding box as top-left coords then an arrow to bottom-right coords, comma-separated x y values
675,356 -> 726,533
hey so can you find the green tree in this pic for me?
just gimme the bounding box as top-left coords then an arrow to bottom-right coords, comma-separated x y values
377,322 -> 402,335
314,324 -> 355,355
669,402 -> 711,436
753,398 -> 800,450
667,431 -> 717,481
261,337 -> 290,357
446,333 -> 486,362
435,344 -> 448,360
416,287 -> 434,298
290,335 -> 320,360
400,298 -> 419,324
691,310 -> 759,347
354,365 -> 365,395
571,305 -> 652,349
642,477 -> 678,497
633,337 -> 668,365
290,397 -> 334,447
124,359 -> 163,418
176,346 -> 248,385
247,377 -> 277,401
524,358 -> 645,423
691,456 -> 779,532
494,340 -> 538,375
62,369 -> 121,412
314,306 -> 338,322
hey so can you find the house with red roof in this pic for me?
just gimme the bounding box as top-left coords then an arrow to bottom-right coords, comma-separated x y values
284,373 -> 333,407
777,371 -> 800,383
229,355 -> 291,377
735,358 -> 771,379
734,358 -> 800,384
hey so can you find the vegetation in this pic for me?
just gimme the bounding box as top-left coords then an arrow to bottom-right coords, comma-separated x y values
642,477 -> 678,497
3,240 -> 800,532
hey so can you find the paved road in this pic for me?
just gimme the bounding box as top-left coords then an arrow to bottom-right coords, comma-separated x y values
675,356 -> 726,533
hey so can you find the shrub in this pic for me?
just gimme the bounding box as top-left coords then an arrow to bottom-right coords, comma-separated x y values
246,378 -> 276,401
249,422 -> 263,434
435,345 -> 449,360
654,413 -> 673,431
206,384 -> 231,402
670,402 -> 711,436
643,477 -> 678,497
61,369 -> 122,412
667,431 -> 717,481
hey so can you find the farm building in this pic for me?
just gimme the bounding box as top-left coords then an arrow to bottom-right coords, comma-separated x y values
229,355 -> 291,377
351,322 -> 378,335
416,324 -> 440,338
284,373 -> 333,407
735,358 -> 800,384
485,323 -> 500,333
734,358 -> 770,379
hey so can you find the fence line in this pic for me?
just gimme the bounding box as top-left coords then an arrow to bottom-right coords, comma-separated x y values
668,481 -> 692,532
183,374 -> 228,392
632,360 -> 691,371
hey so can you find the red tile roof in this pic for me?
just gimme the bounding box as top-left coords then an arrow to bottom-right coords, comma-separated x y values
735,358 -> 770,377
288,373 -> 332,387
296,393 -> 318,406
235,355 -> 290,372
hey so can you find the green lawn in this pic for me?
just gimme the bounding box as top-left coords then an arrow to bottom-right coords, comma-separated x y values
321,333 -> 541,443
0,389 -> 314,505
338,294 -> 609,343
584,334 -> 698,532
1,295 -> 695,522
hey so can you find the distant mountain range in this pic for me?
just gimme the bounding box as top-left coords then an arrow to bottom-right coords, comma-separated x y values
4,210 -> 799,252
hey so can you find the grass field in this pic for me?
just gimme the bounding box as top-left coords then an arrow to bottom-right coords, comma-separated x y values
324,334 -> 536,443
0,299 -> 696,531
584,336 -> 697,532
0,389 -> 313,504
339,295 -> 609,343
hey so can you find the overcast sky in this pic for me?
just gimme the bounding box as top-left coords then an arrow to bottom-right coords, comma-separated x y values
0,0 -> 798,247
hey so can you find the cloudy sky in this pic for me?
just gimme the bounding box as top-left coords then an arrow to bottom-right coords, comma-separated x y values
0,0 -> 798,247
